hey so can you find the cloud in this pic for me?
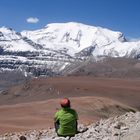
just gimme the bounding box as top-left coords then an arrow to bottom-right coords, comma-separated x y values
26,17 -> 39,23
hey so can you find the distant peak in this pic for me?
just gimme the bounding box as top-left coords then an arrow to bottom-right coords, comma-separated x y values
0,26 -> 15,34
0,26 -> 13,30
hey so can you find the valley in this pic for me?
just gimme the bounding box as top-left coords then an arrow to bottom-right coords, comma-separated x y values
0,76 -> 139,134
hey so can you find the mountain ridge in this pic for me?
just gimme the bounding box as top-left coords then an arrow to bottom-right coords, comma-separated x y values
0,22 -> 140,77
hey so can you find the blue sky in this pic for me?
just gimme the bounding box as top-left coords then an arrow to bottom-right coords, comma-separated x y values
0,0 -> 140,39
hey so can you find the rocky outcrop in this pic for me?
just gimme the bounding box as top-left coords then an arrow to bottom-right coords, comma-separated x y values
0,112 -> 140,140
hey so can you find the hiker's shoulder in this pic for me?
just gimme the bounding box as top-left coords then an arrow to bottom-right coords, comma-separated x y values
55,108 -> 62,115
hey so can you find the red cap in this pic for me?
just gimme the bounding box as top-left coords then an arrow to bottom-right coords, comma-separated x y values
60,98 -> 70,107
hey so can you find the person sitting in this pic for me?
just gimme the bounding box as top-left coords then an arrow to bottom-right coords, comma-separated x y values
54,98 -> 78,137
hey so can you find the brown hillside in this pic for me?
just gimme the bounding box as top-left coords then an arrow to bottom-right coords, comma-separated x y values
0,76 -> 140,110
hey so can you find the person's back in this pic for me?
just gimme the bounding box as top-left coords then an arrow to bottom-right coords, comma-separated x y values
54,98 -> 78,137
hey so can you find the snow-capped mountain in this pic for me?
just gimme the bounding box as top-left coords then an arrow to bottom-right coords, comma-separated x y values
0,22 -> 140,76
21,22 -> 140,58
21,22 -> 126,57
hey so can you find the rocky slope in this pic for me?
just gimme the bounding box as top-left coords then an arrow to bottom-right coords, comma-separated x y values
0,22 -> 140,77
0,111 -> 140,140
62,57 -> 140,78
